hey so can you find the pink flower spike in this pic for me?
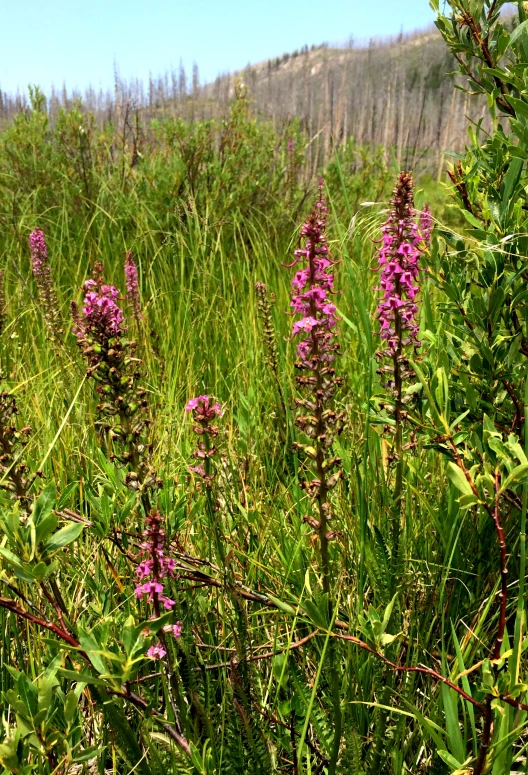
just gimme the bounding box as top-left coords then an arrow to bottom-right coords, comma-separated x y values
375,172 -> 425,355
29,229 -> 48,275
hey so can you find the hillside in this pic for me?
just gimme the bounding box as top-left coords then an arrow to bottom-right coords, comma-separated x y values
203,29 -> 486,177
0,28 -> 487,178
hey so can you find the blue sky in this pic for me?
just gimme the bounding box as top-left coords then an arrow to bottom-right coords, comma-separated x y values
1,0 -> 437,96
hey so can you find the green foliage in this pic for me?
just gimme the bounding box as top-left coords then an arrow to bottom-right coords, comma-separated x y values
4,8 -> 528,771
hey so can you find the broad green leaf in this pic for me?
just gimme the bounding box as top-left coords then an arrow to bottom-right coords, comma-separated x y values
73,746 -> 106,763
506,95 -> 528,121
500,158 -> 524,217
437,750 -> 463,769
31,483 -> 56,527
441,681 -> 466,766
57,668 -> 107,687
18,674 -> 38,718
303,598 -> 329,629
447,462 -> 473,497
77,628 -> 107,675
43,522 -> 85,555
64,690 -> 78,725
501,463 -> 528,493
0,547 -> 36,583
381,592 -> 398,632
267,595 -> 296,615
460,209 -> 482,228
37,677 -> 52,715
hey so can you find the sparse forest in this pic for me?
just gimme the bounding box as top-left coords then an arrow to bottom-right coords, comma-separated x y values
0,22 -> 498,179
1,1 -> 528,773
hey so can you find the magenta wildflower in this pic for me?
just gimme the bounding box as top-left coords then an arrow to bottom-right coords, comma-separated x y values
171,622 -> 182,638
135,512 -> 182,662
29,229 -> 63,344
185,395 -> 223,419
135,510 -> 177,613
286,180 -> 343,529
29,229 -> 48,275
147,643 -> 167,659
124,250 -> 143,325
72,264 -> 159,494
161,622 -> 183,638
74,275 -> 125,339
186,395 -> 223,486
288,179 -> 339,370
375,172 -> 424,356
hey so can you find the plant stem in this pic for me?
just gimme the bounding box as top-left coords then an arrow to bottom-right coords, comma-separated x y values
306,237 -> 342,775
474,471 -> 507,775
512,382 -> 528,684
391,288 -> 404,581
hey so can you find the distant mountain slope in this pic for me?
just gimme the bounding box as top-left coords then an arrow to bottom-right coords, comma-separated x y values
0,28 -> 487,178
202,29 -> 487,177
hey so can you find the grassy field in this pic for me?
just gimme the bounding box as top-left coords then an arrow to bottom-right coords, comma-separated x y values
1,6 -> 528,770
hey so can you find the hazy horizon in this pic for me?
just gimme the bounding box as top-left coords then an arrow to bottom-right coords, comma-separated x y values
1,0 -> 437,97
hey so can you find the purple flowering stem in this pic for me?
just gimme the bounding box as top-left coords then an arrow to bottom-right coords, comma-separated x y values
392,273 -> 404,542
304,224 -> 343,775
149,522 -> 185,735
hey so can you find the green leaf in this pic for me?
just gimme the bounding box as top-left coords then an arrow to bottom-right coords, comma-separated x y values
0,548 -> 36,583
460,209 -> 483,228
437,750 -> 463,769
34,513 -> 58,547
18,674 -> 38,718
381,592 -> 398,632
509,18 -> 528,47
500,463 -> 528,493
56,668 -> 107,687
77,628 -> 107,675
506,95 -> 528,121
447,462 -> 474,497
37,677 -> 52,715
303,598 -> 329,629
31,483 -> 56,527
190,742 -> 206,774
64,690 -> 78,725
441,680 -> 466,766
43,522 -> 85,555
73,746 -> 106,763
500,158 -> 524,217
267,595 -> 297,615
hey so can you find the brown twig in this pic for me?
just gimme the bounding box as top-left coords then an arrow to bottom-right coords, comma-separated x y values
202,630 -> 319,670
461,11 -> 515,117
332,631 -> 486,713
446,161 -> 483,219
502,380 -> 523,434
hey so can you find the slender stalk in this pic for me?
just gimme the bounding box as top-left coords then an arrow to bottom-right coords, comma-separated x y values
391,277 -> 404,572
474,471 -> 507,775
286,184 -> 343,773
512,382 -> 528,682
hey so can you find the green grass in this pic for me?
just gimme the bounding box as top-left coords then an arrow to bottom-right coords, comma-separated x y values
0,95 -> 517,775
